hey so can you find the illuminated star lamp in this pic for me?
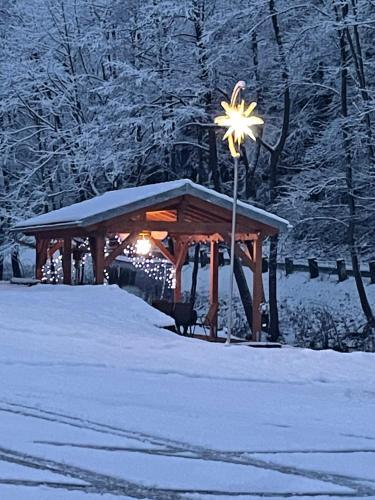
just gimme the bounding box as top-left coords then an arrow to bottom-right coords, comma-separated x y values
214,81 -> 264,158
214,81 -> 264,344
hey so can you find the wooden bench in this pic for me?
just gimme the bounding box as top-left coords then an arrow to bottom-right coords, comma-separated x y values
10,277 -> 40,286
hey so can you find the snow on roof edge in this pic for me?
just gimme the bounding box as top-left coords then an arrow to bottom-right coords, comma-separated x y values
183,181 -> 291,231
12,180 -> 190,231
12,179 -> 291,232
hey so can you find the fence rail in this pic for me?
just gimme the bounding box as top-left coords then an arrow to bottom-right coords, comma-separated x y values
194,248 -> 375,282
275,257 -> 375,282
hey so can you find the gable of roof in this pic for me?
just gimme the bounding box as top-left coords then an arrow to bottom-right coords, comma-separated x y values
13,179 -> 291,233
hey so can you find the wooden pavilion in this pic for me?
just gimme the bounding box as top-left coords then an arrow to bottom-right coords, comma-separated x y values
13,179 -> 290,341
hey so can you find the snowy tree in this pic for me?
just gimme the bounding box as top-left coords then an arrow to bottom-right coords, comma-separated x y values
2,0 -> 375,328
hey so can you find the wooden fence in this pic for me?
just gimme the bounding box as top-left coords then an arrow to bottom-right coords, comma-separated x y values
195,247 -> 375,283
275,257 -> 375,283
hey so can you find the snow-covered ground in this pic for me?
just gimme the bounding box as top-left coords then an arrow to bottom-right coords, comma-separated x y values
182,264 -> 375,343
1,283 -> 375,499
6,246 -> 375,344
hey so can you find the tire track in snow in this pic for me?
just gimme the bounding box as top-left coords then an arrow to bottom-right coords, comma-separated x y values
0,447 -> 185,499
2,447 -> 358,498
33,440 -> 375,493
0,478 -> 91,491
36,440 -> 375,456
0,400 -> 180,449
1,401 -> 374,497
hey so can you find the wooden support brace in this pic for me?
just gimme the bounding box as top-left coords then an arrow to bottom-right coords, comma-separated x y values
35,237 -> 49,280
245,241 -> 254,260
49,240 -> 64,257
235,243 -> 254,271
150,237 -> 177,266
104,232 -> 137,267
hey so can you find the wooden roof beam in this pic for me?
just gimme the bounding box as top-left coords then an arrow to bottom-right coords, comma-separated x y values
105,221 -> 249,235
146,210 -> 177,221
184,207 -> 219,223
184,194 -> 277,235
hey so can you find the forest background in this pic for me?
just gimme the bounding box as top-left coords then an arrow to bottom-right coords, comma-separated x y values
1,0 -> 375,342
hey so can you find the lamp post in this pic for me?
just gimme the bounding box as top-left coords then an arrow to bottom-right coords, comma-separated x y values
214,81 -> 264,344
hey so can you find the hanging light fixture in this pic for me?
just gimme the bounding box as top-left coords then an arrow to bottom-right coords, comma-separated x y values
150,230 -> 168,241
135,232 -> 152,256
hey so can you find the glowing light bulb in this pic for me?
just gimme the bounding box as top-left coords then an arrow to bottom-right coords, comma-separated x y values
135,235 -> 151,256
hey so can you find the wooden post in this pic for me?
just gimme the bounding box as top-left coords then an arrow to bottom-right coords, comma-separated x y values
369,261 -> 375,284
88,237 -> 96,278
174,242 -> 182,302
62,238 -> 72,285
308,258 -> 319,278
336,259 -> 348,282
252,236 -> 263,342
93,234 -> 105,285
174,240 -> 188,302
36,238 -> 42,281
285,257 -> 294,275
209,240 -> 219,337
35,237 -> 49,280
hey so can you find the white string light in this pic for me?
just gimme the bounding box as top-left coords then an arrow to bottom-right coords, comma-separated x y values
120,242 -> 175,289
42,255 -> 63,284
41,236 -> 176,290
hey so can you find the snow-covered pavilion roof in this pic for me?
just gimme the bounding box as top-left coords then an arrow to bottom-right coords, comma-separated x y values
13,179 -> 291,233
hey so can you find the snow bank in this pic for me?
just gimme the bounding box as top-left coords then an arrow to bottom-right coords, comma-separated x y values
1,284 -> 374,389
1,282 -> 375,494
